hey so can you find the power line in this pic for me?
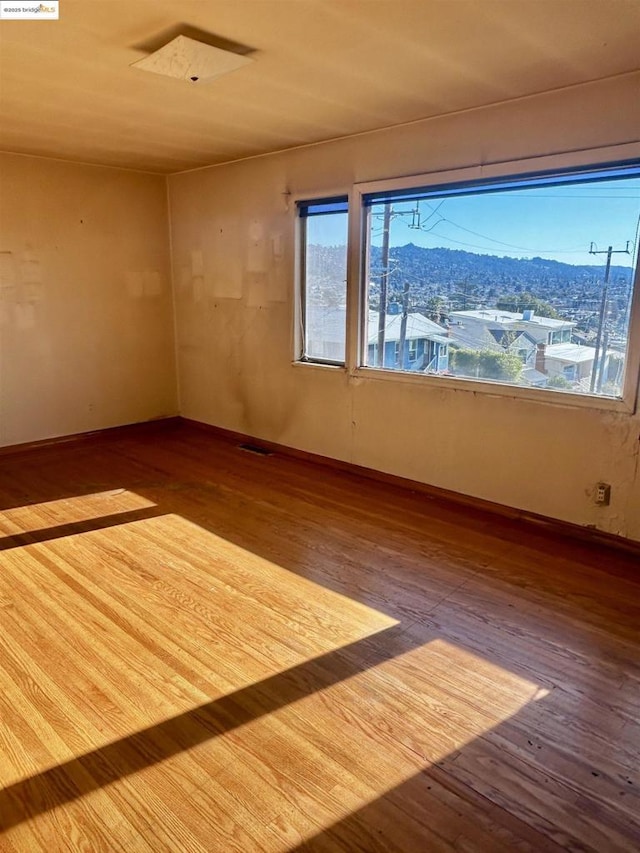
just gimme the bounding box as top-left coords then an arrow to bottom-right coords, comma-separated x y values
438,218 -> 586,254
417,228 -> 588,256
416,200 -> 594,254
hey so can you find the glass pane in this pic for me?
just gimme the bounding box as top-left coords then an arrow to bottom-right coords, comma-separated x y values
364,167 -> 640,398
303,207 -> 348,363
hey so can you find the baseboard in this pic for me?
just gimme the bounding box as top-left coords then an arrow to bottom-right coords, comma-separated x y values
2,414 -> 637,557
0,416 -> 182,457
181,417 -> 640,558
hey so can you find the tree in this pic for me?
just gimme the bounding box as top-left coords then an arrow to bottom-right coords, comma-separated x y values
450,280 -> 478,311
547,375 -> 573,389
450,348 -> 523,382
450,348 -> 479,375
496,292 -> 560,319
478,350 -> 523,382
425,296 -> 446,323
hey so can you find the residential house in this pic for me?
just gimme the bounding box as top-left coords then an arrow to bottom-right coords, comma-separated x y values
448,308 -> 574,353
541,341 -> 617,388
307,306 -> 449,371
447,308 -> 600,385
367,309 -> 449,372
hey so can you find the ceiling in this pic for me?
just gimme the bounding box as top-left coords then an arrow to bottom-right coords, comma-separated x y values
0,0 -> 639,174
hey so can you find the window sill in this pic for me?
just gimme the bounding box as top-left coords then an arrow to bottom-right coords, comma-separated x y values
351,365 -> 636,414
292,359 -> 347,371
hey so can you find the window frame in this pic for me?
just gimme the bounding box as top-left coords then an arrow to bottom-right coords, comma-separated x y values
348,145 -> 640,414
294,192 -> 350,368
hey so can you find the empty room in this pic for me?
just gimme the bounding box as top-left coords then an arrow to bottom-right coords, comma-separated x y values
1,1 -> 639,850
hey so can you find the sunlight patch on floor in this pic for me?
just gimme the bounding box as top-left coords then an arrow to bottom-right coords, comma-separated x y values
63,635 -> 547,852
0,508 -> 549,851
0,489 -> 156,538
0,511 -> 397,790
264,638 -> 548,849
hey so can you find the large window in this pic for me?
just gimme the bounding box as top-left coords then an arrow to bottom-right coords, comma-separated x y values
361,163 -> 640,400
298,196 -> 348,364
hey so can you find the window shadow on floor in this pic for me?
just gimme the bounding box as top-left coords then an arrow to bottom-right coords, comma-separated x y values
0,623 -> 422,832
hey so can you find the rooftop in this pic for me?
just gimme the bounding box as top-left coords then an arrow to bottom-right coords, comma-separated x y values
449,309 -> 573,330
544,343 -> 599,363
307,308 -> 449,346
372,312 -> 448,345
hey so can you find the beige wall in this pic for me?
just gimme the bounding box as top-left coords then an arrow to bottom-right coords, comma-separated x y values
168,74 -> 640,542
0,154 -> 177,446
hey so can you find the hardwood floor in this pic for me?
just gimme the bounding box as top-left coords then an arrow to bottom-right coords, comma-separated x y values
0,421 -> 638,852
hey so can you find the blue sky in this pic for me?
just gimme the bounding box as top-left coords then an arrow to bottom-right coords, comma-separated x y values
310,174 -> 640,269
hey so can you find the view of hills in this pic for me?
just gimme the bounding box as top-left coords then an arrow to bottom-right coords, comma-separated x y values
370,243 -> 632,302
307,242 -> 634,342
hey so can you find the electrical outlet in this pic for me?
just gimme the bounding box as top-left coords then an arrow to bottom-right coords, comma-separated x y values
595,482 -> 611,506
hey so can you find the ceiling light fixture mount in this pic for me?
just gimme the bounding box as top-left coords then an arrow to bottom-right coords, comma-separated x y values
131,34 -> 252,84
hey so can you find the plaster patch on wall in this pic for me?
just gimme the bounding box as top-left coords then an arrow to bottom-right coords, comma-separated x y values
15,302 -> 36,330
0,283 -> 18,303
248,221 -> 263,241
191,249 -> 204,277
144,270 -> 162,297
23,282 -> 44,303
126,270 -> 163,299
179,265 -> 191,292
0,252 -> 18,302
214,275 -> 243,299
126,271 -> 144,298
603,416 -> 638,475
210,224 -> 243,299
193,275 -> 205,302
268,231 -> 287,302
0,251 -> 16,281
182,246 -> 239,302
247,221 -> 267,274
245,271 -> 268,308
581,415 -> 640,538
243,224 -> 288,303
271,232 -> 284,260
20,251 -> 42,285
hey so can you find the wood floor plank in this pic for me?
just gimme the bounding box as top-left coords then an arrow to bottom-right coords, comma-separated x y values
0,422 -> 639,851
437,737 -> 640,851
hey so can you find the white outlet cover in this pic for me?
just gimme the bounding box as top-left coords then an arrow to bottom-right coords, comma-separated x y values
131,35 -> 252,83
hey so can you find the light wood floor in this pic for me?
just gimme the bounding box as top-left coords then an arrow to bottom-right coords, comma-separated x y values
0,422 -> 638,852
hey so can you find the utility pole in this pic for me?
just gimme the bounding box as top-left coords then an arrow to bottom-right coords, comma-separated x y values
397,278 -> 411,369
376,203 -> 392,368
588,242 -> 629,393
597,329 -> 609,392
